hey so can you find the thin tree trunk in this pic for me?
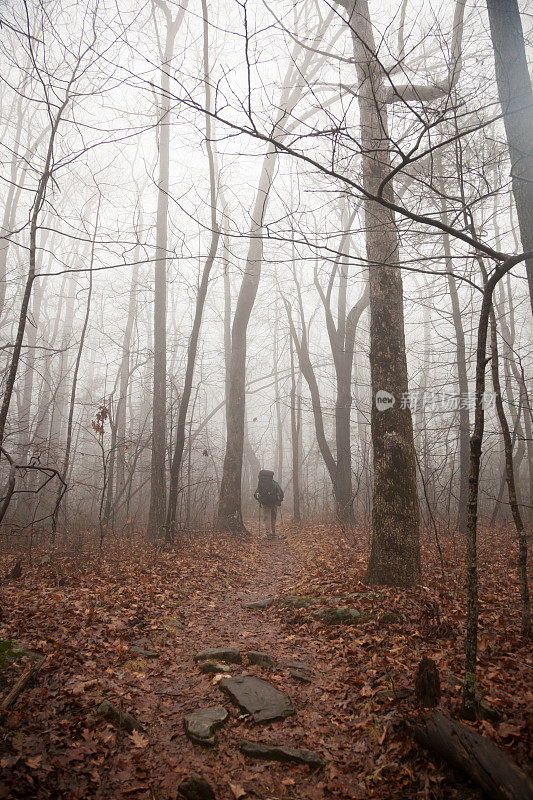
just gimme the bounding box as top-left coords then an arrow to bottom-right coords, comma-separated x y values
115,259 -> 139,512
274,296 -> 284,485
462,255 -> 522,717
0,96 -> 69,447
51,200 -> 98,539
147,3 -> 182,539
289,335 -> 301,522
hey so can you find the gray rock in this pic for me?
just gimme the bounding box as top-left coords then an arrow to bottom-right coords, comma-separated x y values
246,651 -> 274,668
286,661 -> 312,682
178,774 -> 216,800
183,706 -> 229,746
314,607 -> 373,625
242,597 -> 274,610
198,660 -> 231,675
219,676 -> 294,723
239,740 -> 325,767
193,647 -> 241,664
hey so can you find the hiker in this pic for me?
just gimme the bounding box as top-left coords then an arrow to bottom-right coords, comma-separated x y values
254,469 -> 284,539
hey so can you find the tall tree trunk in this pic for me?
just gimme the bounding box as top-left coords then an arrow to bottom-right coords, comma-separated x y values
289,335 -> 301,522
147,0 -> 187,538
216,152 -> 275,533
462,255 -> 522,717
165,0 -> 220,540
274,297 -> 284,486
441,204 -> 470,533
147,37 -> 171,539
115,259 -> 139,514
216,15 -> 334,532
347,0 -> 420,585
283,285 -> 338,501
486,0 -> 533,314
49,273 -> 77,456
489,310 -> 531,636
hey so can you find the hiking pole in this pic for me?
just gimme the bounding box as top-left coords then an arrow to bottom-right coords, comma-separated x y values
257,503 -> 261,538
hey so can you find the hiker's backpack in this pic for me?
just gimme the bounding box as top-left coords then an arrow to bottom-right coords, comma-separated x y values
256,470 -> 278,506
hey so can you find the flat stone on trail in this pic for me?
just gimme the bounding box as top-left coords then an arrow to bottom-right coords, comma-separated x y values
314,607 -> 373,625
286,661 -> 312,682
246,651 -> 274,668
193,647 -> 241,664
198,660 -> 231,675
242,597 -> 274,610
239,740 -> 325,767
219,676 -> 294,723
178,774 -> 216,800
183,706 -> 229,746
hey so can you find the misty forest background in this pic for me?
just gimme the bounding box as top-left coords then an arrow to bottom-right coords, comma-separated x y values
0,0 -> 532,796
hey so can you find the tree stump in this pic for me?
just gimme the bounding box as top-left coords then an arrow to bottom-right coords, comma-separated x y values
415,656 -> 441,707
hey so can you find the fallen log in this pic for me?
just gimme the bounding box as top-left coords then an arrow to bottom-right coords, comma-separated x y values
0,655 -> 47,715
412,711 -> 533,800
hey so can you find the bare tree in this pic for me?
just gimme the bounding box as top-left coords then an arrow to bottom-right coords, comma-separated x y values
486,0 -> 533,314
147,0 -> 188,539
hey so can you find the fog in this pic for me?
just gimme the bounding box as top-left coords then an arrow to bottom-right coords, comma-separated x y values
0,0 -> 531,536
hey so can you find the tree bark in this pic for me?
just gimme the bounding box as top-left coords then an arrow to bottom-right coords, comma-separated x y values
436,156 -> 470,534
216,16 -> 334,532
413,711 -> 533,800
115,258 -> 139,515
486,0 -> 533,314
289,335 -> 301,522
488,301 -> 530,636
347,0 -> 420,585
165,0 -> 220,540
147,3 -> 182,539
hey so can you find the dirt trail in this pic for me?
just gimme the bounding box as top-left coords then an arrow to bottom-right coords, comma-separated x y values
144,533 -> 355,800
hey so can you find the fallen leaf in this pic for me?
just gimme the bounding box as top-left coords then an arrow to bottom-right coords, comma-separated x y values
130,730 -> 149,748
229,782 -> 247,799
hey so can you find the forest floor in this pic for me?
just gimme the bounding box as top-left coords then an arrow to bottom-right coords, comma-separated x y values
0,522 -> 531,799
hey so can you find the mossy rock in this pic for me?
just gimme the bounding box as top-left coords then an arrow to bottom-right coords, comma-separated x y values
331,591 -> 382,602
161,616 -> 185,633
281,596 -> 319,609
0,640 -> 39,670
314,607 -> 374,625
